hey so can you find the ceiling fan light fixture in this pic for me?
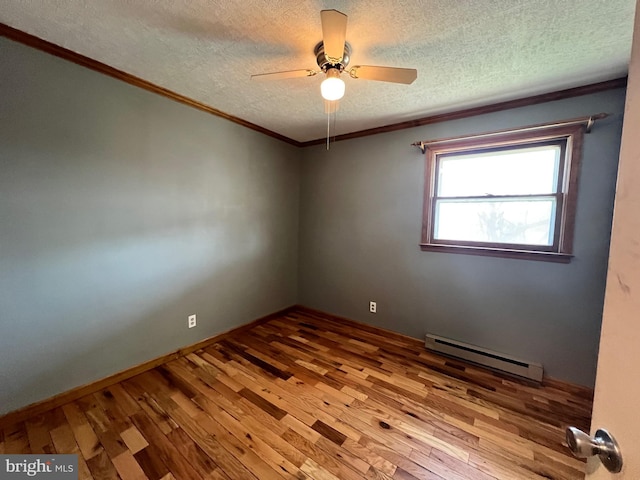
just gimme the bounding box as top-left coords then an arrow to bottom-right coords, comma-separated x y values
321,68 -> 345,101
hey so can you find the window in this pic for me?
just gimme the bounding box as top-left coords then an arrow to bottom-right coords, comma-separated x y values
421,124 -> 584,262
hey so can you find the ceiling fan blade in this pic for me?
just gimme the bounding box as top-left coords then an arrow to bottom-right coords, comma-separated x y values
321,10 -> 347,62
350,65 -> 417,84
251,69 -> 317,81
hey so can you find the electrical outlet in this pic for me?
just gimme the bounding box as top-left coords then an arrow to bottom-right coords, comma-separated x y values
369,301 -> 377,313
188,314 -> 197,329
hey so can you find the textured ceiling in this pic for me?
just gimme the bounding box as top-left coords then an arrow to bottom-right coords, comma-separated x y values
1,1 -> 636,143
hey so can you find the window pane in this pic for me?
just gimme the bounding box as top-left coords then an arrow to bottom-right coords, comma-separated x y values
434,198 -> 556,246
437,145 -> 560,197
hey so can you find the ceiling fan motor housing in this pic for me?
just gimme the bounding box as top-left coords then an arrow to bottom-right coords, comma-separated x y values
315,41 -> 351,72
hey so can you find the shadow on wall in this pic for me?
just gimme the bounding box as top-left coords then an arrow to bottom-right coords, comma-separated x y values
0,35 -> 300,415
0,232 -> 276,415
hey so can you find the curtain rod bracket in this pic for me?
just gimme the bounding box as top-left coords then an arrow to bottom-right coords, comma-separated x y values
411,141 -> 427,154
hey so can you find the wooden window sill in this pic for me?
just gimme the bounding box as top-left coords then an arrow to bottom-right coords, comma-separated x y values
419,243 -> 573,263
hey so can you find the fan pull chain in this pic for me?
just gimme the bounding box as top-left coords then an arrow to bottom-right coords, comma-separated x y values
325,107 -> 339,150
326,111 -> 331,150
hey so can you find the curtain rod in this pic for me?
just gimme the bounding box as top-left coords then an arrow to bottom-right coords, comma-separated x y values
411,113 -> 609,154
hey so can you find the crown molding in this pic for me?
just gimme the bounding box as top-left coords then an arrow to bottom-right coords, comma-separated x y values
1,23 -> 627,149
0,23 -> 303,147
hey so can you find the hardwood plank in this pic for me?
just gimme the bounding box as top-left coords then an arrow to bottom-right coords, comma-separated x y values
25,414 -> 53,453
61,403 -> 103,460
0,306 -> 296,429
166,427 -> 224,479
198,377 -> 290,437
311,420 -> 347,446
77,395 -> 128,460
237,388 -> 287,420
86,449 -> 121,480
120,426 -> 149,454
3,422 -> 31,454
281,428 -> 366,480
281,414 -> 321,443
111,450 -> 148,480
299,458 -> 339,480
130,411 -> 204,480
365,467 -> 396,480
50,422 -> 93,480
393,465 -> 445,480
122,379 -> 178,435
315,436 -> 371,474
1,307 -> 591,479
192,393 -> 305,468
341,437 -> 397,476
162,406 -> 257,480
184,391 -> 303,479
134,445 -> 170,480
411,448 -> 496,480
184,411 -> 287,480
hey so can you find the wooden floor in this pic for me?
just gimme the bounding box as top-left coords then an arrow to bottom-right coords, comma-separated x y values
0,308 -> 593,480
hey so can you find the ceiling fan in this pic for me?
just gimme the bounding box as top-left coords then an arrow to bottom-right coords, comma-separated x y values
251,9 -> 418,108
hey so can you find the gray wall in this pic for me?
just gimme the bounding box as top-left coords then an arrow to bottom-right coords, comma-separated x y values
0,35 -> 624,414
299,89 -> 625,387
0,38 -> 299,414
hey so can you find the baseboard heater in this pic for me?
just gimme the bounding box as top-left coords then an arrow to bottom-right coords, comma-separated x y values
425,334 -> 543,382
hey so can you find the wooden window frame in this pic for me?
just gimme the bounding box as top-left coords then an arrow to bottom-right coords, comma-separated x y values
420,124 -> 584,262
